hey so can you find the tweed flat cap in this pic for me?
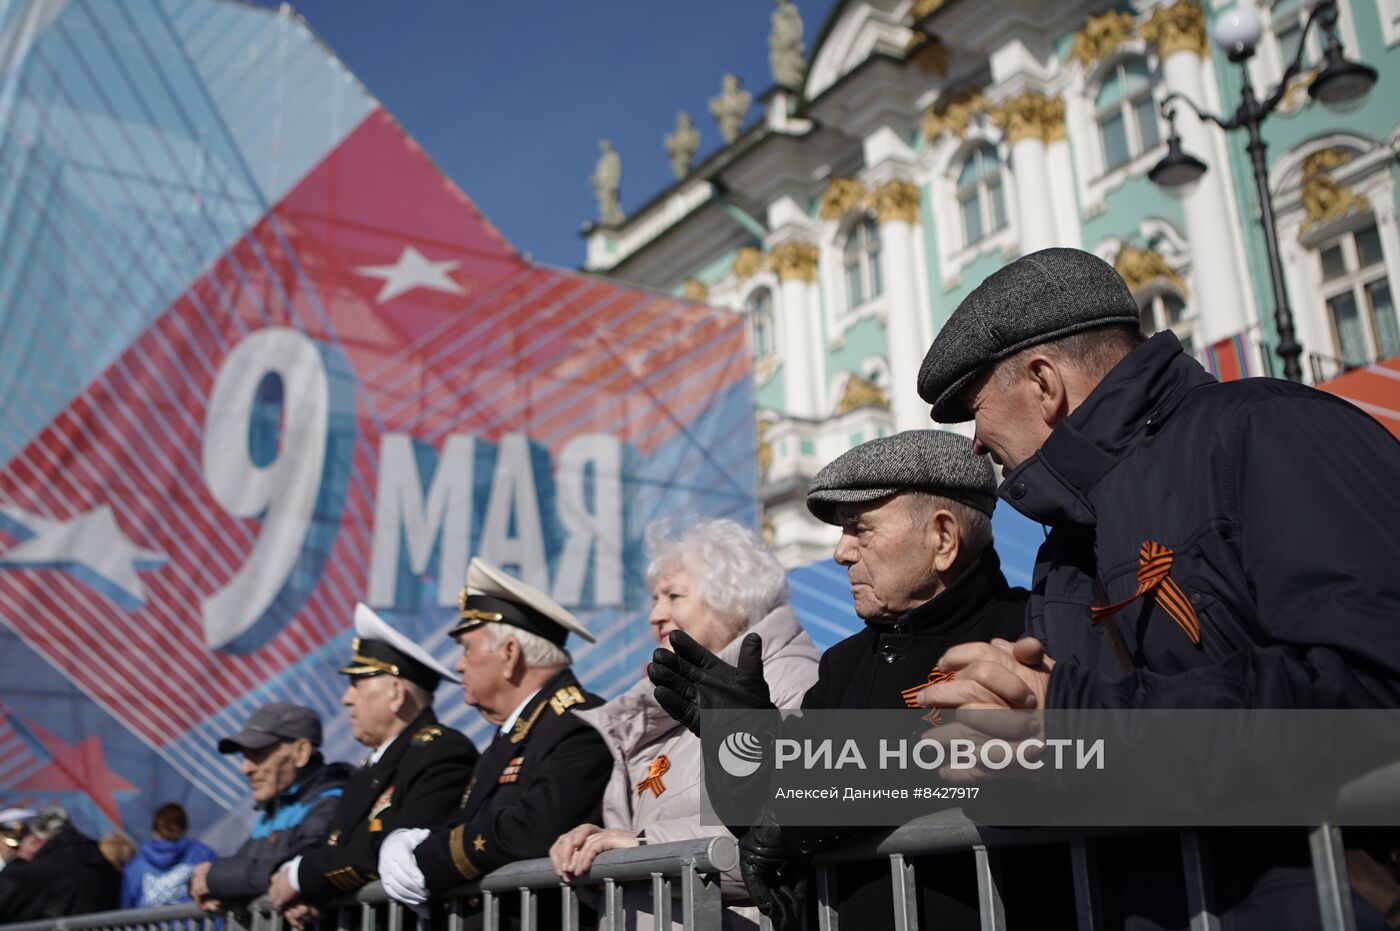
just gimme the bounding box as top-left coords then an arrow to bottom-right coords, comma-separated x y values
806,430 -> 996,525
917,247 -> 1141,422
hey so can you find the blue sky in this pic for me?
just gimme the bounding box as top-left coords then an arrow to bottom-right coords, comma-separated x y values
265,0 -> 840,270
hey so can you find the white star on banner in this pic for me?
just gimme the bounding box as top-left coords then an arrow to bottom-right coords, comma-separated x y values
0,504 -> 166,607
355,246 -> 467,303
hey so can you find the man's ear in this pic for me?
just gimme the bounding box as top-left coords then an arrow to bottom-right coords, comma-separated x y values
386,676 -> 409,715
500,636 -> 524,681
929,510 -> 960,574
290,737 -> 314,768
1028,355 -> 1070,427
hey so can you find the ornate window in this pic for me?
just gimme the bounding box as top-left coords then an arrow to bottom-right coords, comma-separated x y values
1095,57 -> 1160,173
746,287 -> 776,359
842,216 -> 882,310
1269,0 -> 1320,69
1317,222 -> 1399,366
956,143 -> 1007,247
1139,290 -> 1192,354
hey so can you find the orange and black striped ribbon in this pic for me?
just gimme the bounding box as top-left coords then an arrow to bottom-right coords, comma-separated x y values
637,754 -> 670,797
1090,541 -> 1200,645
900,669 -> 955,708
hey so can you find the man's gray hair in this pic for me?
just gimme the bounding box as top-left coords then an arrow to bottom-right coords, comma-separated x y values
28,806 -> 68,840
645,518 -> 790,636
992,323 -> 1145,390
480,621 -> 571,669
902,491 -> 993,555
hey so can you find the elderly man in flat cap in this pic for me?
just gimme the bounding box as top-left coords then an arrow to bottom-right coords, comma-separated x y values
378,557 -> 612,915
650,430 -> 1029,928
267,604 -> 478,928
915,247 -> 1400,929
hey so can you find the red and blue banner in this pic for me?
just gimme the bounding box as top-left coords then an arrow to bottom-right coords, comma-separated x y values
0,0 -> 759,848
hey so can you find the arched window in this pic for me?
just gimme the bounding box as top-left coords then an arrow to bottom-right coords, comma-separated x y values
842,216 -> 882,310
746,287 -> 776,359
1317,221 -> 1399,366
956,143 -> 1006,247
1096,57 -> 1161,172
1139,290 -> 1192,354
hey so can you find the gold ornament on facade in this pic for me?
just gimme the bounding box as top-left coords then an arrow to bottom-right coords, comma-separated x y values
1068,10 -> 1137,70
1299,148 -> 1371,232
869,179 -> 921,224
905,31 -> 949,76
989,91 -> 1065,144
910,0 -> 946,21
769,241 -> 820,282
756,420 -> 773,478
921,84 -> 991,141
682,278 -> 709,301
1141,0 -> 1207,59
819,177 -> 868,220
1113,244 -> 1187,296
732,246 -> 766,282
835,373 -> 891,414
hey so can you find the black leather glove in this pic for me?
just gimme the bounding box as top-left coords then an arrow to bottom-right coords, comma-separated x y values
647,629 -> 776,736
739,821 -> 810,930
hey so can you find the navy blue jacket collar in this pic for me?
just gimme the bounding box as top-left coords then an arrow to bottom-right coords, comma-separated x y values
998,333 -> 1215,529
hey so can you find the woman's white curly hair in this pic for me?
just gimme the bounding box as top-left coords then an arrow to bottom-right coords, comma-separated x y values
644,517 -> 790,635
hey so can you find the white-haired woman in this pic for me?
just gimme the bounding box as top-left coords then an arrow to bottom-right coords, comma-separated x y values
549,518 -> 819,928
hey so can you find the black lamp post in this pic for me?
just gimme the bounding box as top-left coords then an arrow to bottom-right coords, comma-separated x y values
1148,0 -> 1376,383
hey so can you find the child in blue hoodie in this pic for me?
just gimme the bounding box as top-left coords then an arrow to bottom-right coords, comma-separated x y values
121,804 -> 216,909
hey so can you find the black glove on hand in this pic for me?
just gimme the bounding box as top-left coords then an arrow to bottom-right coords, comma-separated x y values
647,629 -> 776,736
739,821 -> 810,930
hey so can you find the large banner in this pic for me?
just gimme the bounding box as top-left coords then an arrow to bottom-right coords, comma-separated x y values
0,0 -> 759,846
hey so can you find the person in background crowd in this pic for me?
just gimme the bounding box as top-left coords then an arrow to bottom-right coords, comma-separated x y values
0,806 -> 120,921
378,558 -> 612,921
190,702 -> 352,913
99,833 -> 137,872
0,808 -> 34,875
269,604 -> 478,929
913,247 -> 1400,929
551,518 -> 819,929
650,430 -> 1032,929
121,803 -> 215,909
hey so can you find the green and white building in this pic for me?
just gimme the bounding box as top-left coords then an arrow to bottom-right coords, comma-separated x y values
584,0 -> 1400,565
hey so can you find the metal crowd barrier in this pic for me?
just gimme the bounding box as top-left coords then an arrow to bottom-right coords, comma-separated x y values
0,821 -> 1367,931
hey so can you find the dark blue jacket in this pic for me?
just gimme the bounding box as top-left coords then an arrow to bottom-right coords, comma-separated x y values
120,835 -> 216,909
204,759 -> 353,902
1005,333 -> 1400,709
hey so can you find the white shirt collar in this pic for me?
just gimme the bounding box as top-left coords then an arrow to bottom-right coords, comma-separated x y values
367,728 -> 402,766
498,688 -> 542,737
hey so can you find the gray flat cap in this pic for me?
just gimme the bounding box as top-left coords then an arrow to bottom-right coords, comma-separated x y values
218,702 -> 322,754
806,430 -> 996,525
917,248 -> 1141,422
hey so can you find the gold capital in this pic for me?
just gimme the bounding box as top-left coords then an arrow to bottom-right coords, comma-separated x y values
990,91 -> 1065,144
769,241 -> 819,283
732,246 -> 766,282
1114,244 -> 1187,296
682,278 -> 709,301
922,84 -> 990,142
1141,0 -> 1207,59
1299,148 -> 1371,232
1068,10 -> 1138,70
819,177 -> 868,220
869,179 -> 921,224
835,373 -> 891,414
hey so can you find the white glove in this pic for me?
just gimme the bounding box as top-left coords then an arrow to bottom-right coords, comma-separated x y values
378,828 -> 431,906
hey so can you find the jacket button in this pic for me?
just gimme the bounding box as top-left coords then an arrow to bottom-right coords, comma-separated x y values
880,651 -> 896,664
1008,482 -> 1027,500
1190,593 -> 1201,605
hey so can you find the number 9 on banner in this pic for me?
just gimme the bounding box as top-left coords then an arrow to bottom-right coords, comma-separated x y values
201,327 -> 356,652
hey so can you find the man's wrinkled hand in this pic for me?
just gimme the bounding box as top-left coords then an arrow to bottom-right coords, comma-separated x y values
647,630 -> 775,735
550,824 -> 601,881
267,865 -> 299,911
283,903 -> 320,930
188,860 -> 211,901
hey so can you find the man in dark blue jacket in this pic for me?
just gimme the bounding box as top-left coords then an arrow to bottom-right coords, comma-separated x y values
914,247 -> 1400,928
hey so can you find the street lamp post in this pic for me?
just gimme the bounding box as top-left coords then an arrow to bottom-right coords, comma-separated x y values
1148,0 -> 1376,383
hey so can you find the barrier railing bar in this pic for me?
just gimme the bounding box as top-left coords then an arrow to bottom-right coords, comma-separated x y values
681,860 -> 723,931
1309,823 -> 1358,931
889,852 -> 918,931
1070,838 -> 1102,931
602,878 -> 621,931
1179,829 -> 1220,931
481,890 -> 498,931
974,845 -> 1006,931
358,899 -> 375,931
651,872 -> 672,929
816,863 -> 839,931
561,884 -> 579,931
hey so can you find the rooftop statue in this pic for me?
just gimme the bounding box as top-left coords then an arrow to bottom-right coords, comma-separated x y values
709,74 -> 752,144
591,139 -> 623,226
665,112 -> 700,180
769,0 -> 806,90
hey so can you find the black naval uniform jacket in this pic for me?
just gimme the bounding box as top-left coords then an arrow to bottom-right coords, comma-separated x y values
295,708 -> 478,904
801,546 -> 1028,711
415,668 -> 613,895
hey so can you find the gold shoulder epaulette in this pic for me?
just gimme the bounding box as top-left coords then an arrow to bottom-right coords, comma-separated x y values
413,725 -> 444,746
549,685 -> 586,715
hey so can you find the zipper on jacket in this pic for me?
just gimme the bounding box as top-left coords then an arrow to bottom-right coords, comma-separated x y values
1198,606 -> 1240,661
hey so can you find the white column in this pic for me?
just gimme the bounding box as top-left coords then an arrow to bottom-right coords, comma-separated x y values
994,92 -> 1063,253
1160,44 -> 1251,343
870,179 -> 932,431
1045,138 -> 1084,248
771,241 -> 822,419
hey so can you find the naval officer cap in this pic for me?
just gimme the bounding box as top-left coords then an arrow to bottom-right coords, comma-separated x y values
917,247 -> 1141,423
452,557 -> 595,647
806,430 -> 996,525
0,808 -> 33,848
339,603 -> 456,693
